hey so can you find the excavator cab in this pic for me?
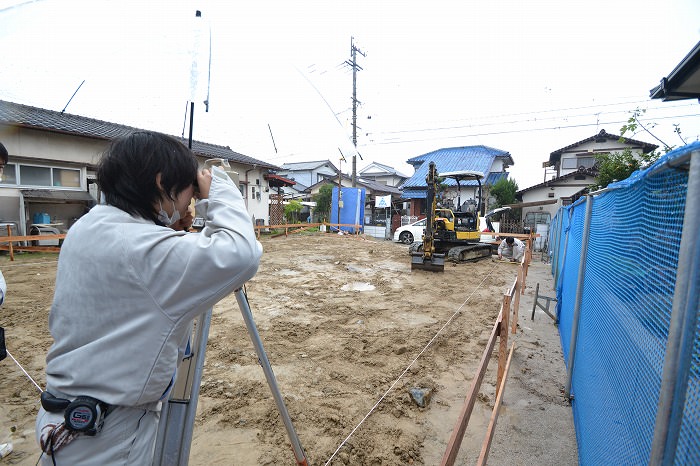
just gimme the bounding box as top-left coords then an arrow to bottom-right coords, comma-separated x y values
411,164 -> 493,272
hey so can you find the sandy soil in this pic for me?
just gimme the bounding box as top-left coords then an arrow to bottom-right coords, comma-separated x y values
0,232 -> 576,465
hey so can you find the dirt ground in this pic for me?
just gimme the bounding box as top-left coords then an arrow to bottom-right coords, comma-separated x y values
0,232 -> 577,465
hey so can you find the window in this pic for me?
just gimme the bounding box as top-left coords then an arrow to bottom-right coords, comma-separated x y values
524,212 -> 551,229
53,168 -> 81,187
562,155 -> 596,170
20,165 -> 51,186
0,163 -> 17,184
5,164 -> 82,188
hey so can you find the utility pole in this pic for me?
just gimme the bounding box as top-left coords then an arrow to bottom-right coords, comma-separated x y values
337,151 -> 345,232
345,37 -> 365,187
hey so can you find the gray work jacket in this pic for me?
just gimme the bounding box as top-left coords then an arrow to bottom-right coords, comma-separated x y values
45,167 -> 263,407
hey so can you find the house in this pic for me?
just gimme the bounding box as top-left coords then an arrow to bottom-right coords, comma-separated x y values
400,145 -> 514,217
275,160 -> 339,194
515,129 -> 658,235
0,100 -> 280,237
306,172 -> 402,221
358,161 -> 409,187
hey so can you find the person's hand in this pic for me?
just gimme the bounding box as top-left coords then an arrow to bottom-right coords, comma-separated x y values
170,209 -> 194,231
498,254 -> 502,260
196,169 -> 212,200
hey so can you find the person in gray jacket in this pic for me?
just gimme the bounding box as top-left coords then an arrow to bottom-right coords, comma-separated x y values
35,131 -> 263,465
0,142 -> 7,306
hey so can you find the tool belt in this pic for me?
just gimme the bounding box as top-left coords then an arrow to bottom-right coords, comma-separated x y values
41,391 -> 110,436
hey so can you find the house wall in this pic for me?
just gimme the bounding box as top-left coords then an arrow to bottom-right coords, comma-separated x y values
519,174 -> 595,225
307,179 -> 354,197
0,126 -> 274,231
359,172 -> 405,187
0,127 -> 104,234
490,158 -> 509,172
276,164 -> 337,187
557,140 -> 646,177
210,161 -> 270,226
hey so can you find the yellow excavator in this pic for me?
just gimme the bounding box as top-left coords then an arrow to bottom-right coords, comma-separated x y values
410,161 -> 494,272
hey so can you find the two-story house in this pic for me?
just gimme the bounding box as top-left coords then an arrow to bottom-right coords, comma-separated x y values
357,162 -> 409,187
515,129 -> 657,245
400,145 -> 514,218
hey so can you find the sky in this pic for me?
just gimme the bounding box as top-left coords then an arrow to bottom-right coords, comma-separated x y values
1,0 -> 699,190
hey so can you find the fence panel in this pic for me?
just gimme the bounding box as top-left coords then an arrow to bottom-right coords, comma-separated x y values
550,141 -> 700,465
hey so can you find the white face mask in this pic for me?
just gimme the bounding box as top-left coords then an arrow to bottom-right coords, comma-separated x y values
157,200 -> 181,226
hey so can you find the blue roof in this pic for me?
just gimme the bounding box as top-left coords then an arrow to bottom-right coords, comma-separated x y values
486,172 -> 508,185
401,171 -> 509,199
402,146 -> 513,190
401,188 -> 427,199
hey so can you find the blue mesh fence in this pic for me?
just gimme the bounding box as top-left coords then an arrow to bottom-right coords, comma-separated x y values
549,142 -> 700,465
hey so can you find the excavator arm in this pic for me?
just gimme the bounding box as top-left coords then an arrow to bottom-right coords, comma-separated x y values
411,161 -> 446,272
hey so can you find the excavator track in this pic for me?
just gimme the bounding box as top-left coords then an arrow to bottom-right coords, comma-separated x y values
408,241 -> 423,255
446,244 -> 493,263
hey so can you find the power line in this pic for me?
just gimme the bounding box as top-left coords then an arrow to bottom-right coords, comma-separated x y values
364,112 -> 700,146
371,102 -> 698,136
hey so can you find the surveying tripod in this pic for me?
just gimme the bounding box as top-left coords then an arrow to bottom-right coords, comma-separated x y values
152,289 -> 308,465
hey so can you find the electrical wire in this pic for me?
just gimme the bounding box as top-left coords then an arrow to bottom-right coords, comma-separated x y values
364,113 -> 700,146
324,262 -> 500,465
371,102 -> 698,136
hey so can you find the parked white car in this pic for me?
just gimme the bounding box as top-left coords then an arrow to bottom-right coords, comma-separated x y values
393,218 -> 426,244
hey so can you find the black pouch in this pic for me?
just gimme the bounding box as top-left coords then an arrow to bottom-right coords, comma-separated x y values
0,327 -> 6,361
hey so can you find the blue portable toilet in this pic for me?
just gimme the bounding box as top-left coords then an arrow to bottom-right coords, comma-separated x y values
330,187 -> 365,234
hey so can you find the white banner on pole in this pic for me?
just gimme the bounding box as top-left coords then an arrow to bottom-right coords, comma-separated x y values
375,195 -> 391,209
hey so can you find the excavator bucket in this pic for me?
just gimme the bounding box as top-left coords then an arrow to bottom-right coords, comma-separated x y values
411,252 -> 445,272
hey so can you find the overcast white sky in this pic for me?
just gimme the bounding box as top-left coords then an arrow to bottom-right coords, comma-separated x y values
1,0 -> 699,189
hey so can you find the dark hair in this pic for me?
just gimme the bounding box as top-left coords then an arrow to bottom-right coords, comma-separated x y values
97,131 -> 198,223
0,142 -> 8,164
505,236 -> 514,244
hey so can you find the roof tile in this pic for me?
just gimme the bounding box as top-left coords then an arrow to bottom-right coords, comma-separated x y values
0,100 -> 279,169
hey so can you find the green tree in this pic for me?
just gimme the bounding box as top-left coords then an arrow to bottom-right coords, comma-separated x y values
312,184 -> 333,222
593,148 -> 659,189
490,177 -> 518,208
593,107 -> 673,189
284,200 -> 303,223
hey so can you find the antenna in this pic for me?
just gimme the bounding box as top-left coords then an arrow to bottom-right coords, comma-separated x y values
61,80 -> 85,114
204,19 -> 212,112
268,124 -> 278,153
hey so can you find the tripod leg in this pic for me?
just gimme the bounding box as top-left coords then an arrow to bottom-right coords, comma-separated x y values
234,289 -> 308,466
153,309 -> 213,466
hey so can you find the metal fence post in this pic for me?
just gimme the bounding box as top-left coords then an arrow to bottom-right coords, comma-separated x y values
564,195 -> 593,399
650,150 -> 700,465
552,209 -> 564,286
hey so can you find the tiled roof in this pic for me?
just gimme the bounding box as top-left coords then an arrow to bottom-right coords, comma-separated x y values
401,188 -> 428,200
516,168 -> 598,195
0,100 -> 279,170
402,146 -> 513,189
486,172 -> 509,185
549,129 -> 658,162
279,160 -> 338,171
307,173 -> 402,195
401,171 -> 508,199
359,161 -> 410,178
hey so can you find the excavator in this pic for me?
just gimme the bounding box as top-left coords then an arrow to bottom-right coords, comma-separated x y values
410,161 -> 495,272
